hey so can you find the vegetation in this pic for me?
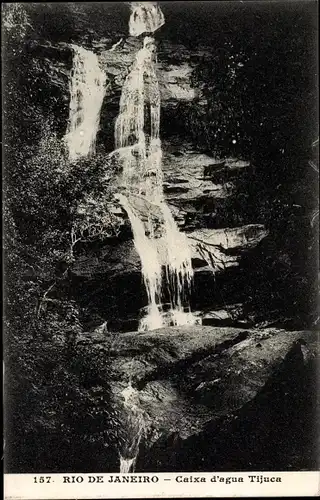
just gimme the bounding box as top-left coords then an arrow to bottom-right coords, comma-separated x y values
3,5 -> 123,472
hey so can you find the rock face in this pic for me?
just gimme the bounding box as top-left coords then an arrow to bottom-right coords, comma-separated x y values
70,222 -> 268,330
70,195 -> 268,326
189,224 -> 269,273
75,325 -> 319,471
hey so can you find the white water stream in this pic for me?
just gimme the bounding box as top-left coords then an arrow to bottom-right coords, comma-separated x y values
115,3 -> 197,331
119,382 -> 146,473
64,45 -> 106,161
119,457 -> 136,473
117,193 -> 163,330
129,2 -> 165,36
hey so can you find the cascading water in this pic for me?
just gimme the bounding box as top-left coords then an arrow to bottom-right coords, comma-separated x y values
64,45 -> 106,161
119,382 -> 146,473
160,203 -> 195,325
116,193 -> 163,330
119,457 -> 136,474
129,2 -> 165,36
113,2 -> 199,474
115,2 -> 198,331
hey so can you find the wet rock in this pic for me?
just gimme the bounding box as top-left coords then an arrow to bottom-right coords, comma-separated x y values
189,224 -> 269,271
157,62 -> 196,102
99,37 -> 139,84
201,305 -> 251,327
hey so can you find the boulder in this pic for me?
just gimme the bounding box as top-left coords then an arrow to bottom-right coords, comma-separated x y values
72,240 -> 140,279
189,224 -> 269,272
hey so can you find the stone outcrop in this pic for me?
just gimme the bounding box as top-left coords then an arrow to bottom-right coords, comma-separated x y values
189,224 -> 269,272
74,325 -> 319,471
99,37 -> 198,105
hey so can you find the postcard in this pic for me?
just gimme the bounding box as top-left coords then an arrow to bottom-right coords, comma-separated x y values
3,1 -> 319,498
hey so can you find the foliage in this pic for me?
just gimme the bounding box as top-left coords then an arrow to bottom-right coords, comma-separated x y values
5,322 -> 123,472
179,4 -> 317,158
4,122 -> 123,470
3,7 -> 123,472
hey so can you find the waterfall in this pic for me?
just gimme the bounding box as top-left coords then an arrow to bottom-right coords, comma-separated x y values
160,203 -> 195,324
120,457 -> 136,473
115,2 -> 197,330
116,193 -> 163,331
64,45 -> 106,161
129,2 -> 165,36
119,382 -> 146,473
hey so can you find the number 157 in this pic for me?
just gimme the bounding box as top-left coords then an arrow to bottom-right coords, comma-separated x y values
33,476 -> 52,483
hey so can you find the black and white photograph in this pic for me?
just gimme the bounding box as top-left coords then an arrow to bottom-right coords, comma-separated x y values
3,0 -> 319,496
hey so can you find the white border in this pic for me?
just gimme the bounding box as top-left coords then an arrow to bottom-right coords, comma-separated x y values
4,471 -> 320,499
